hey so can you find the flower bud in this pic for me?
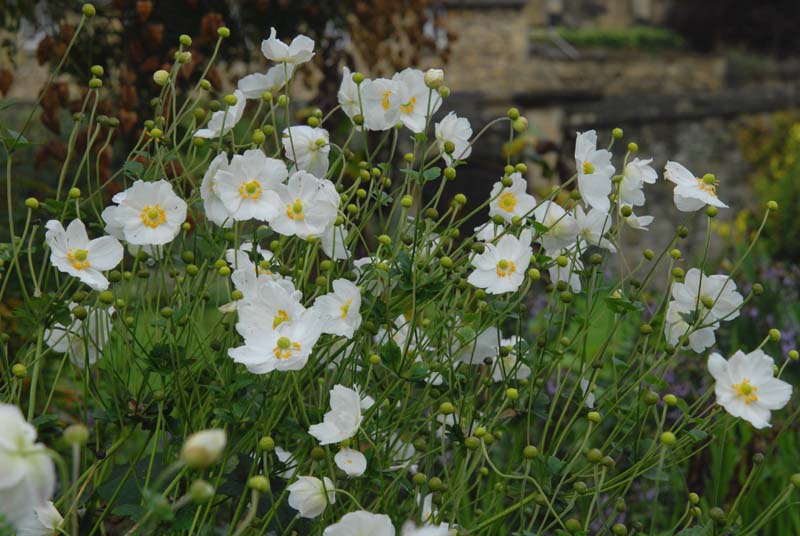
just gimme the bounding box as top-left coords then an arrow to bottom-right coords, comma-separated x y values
627,142 -> 638,153
248,475 -> 269,492
69,187 -> 81,199
352,72 -> 365,84
82,3 -> 96,17
217,27 -> 230,38
506,387 -> 519,400
612,128 -> 623,139
181,429 -> 227,469
439,402 -> 454,415
25,197 -> 39,209
767,200 -> 778,211
189,479 -> 214,503
12,363 -> 28,377
663,394 -> 678,407
586,448 -> 603,463
660,431 -> 676,446
769,328 -> 781,341
180,34 -> 193,47
424,68 -> 444,89
64,423 -> 90,445
587,411 -> 601,424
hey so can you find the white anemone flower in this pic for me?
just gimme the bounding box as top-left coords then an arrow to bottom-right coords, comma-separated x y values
237,63 -> 294,99
180,429 -> 227,469
283,126 -> 330,178
532,201 -> 579,254
401,521 -> 451,536
313,279 -> 362,338
574,206 -> 616,252
287,476 -> 335,519
467,229 -> 532,294
621,209 -> 654,230
663,301 -> 718,353
269,171 -> 340,239
14,501 -> 63,536
45,219 -> 123,291
274,446 -> 297,479
474,221 -> 506,242
261,27 -> 314,65
360,77 -> 402,131
235,278 -> 305,338
338,66 -> 361,122
575,130 -> 615,212
0,404 -> 56,528
491,336 -> 531,382
708,349 -> 792,429
194,89 -> 245,139
435,111 -> 472,165
392,68 -> 442,133
200,153 -> 234,228
620,157 -> 657,207
671,268 -> 743,323
308,385 -> 372,445
44,304 -> 114,368
324,511 -> 394,536
334,448 -> 367,478
101,179 -> 187,246
664,161 -> 728,212
488,173 -> 536,224
214,149 -> 286,222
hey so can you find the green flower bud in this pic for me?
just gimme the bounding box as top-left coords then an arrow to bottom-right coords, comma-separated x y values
98,290 -> 114,304
25,197 -> 39,210
769,328 -> 781,341
586,448 -> 603,463
12,363 -> 28,378
663,394 -> 678,407
428,476 -> 443,491
523,445 -> 539,459
189,479 -> 214,503
587,411 -> 601,424
82,3 -> 96,17
465,436 -> 480,450
612,127 -> 623,139
248,475 -> 269,492
69,187 -> 81,199
660,431 -> 676,446
64,423 -> 90,445
217,27 -> 230,38
627,142 -> 638,153
767,200 -> 778,211
439,402 -> 455,415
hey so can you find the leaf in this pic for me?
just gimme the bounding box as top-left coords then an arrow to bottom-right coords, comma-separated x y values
380,340 -> 402,369
456,326 -> 476,345
0,126 -> 31,151
603,295 -> 642,314
687,428 -> 709,442
422,166 -> 442,183
123,160 -> 145,179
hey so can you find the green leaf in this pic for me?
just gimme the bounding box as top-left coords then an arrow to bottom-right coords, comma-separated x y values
0,126 -> 31,151
123,160 -> 145,179
687,428 -> 709,442
603,295 -> 642,314
381,340 -> 402,368
422,166 -> 442,183
456,326 -> 477,345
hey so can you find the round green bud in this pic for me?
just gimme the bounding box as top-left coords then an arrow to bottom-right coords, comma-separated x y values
565,518 -> 582,533
217,26 -> 230,38
691,507 -> 702,517
507,107 -> 520,120
88,77 -> 102,89
790,473 -> 800,488
706,205 -> 718,218
377,234 -> 391,246
589,253 -> 603,266
452,193 -> 467,206
428,477 -> 443,491
627,142 -> 638,153
677,225 -> 689,238
709,506 -> 726,523
615,498 -> 627,512
69,187 -> 81,199
439,402 -> 455,415
25,197 -> 39,209
311,446 -> 326,460
12,363 -> 28,378
352,72 -> 365,84
620,205 -> 633,217
512,117 -> 528,133
368,353 -> 380,366
767,200 -> 778,211
612,523 -> 628,536
412,472 -> 427,486
587,411 -> 601,424
223,94 -> 238,107
72,305 -> 88,320
573,481 -> 588,494
752,283 -> 764,296
556,255 -> 569,267
189,479 -> 214,503
98,290 -> 114,304
443,140 -> 456,154
465,436 -> 480,450
586,448 -> 603,463
218,266 -> 231,277
91,65 -> 104,77
506,387 -> 519,400
439,256 -> 453,269
663,394 -> 678,407
248,475 -> 269,493
186,264 -> 199,276
660,431 -> 676,446
769,328 -> 781,341
150,128 -> 163,139
230,289 -> 244,301
444,167 -> 457,180
159,306 -> 173,318
643,248 -> 655,260
179,34 -> 192,47
399,195 -> 413,208
82,3 -> 96,17
527,268 -> 541,280
688,492 -> 700,504
789,350 -> 798,360
64,423 -> 90,445
523,445 -> 538,459
672,267 -> 685,280
612,127 -> 623,139
438,86 -> 450,98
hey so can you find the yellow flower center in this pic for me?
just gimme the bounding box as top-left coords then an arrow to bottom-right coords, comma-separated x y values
286,198 -> 305,221
272,309 -> 289,329
382,90 -> 392,111
273,337 -> 301,360
498,191 -> 517,213
400,96 -> 417,114
140,204 -> 167,228
340,299 -> 352,319
67,249 -> 91,270
582,161 -> 595,175
496,259 -> 516,277
239,179 -> 263,200
695,177 -> 718,196
732,378 -> 758,405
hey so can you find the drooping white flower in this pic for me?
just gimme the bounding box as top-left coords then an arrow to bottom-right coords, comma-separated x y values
663,301 -> 718,353
180,429 -> 227,469
308,385 -> 371,445
533,201 -> 579,253
488,173 -> 536,224
491,336 -> 531,382
620,157 -> 657,207
360,77 -> 402,131
101,179 -> 187,246
0,404 -> 56,528
338,66 -> 361,122
238,64 -> 294,99
283,126 -> 330,178
664,161 -> 727,212
671,268 -> 743,323
44,304 -> 114,368
575,130 -> 615,212
314,279 -> 362,338
261,27 -> 315,65
229,309 -> 322,374
334,448 -> 367,477
200,153 -> 234,228
274,446 -> 297,479
324,510 -> 393,536
269,171 -> 340,239
14,501 -> 63,536
214,149 -> 286,221
453,326 -> 499,365
435,112 -> 472,165
287,476 -> 335,518
194,89 -> 245,139
392,68 -> 442,133
621,209 -> 654,230
574,206 -> 616,252
548,249 -> 583,293
45,219 -> 123,291
708,350 -> 792,429
474,221 -> 506,242
467,229 -> 532,294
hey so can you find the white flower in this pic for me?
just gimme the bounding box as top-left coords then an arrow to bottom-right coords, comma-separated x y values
238,64 -> 294,99
269,171 -> 340,239
274,446 -> 297,479
548,250 -> 583,293
101,179 -> 187,246
44,304 -> 114,368
14,501 -> 63,536
324,511 -> 393,536
435,112 -> 472,165
194,89 -> 245,138
424,68 -> 444,88
392,68 -> 442,133
574,206 -> 616,252
467,230 -> 532,294
708,350 -> 792,429
401,521 -> 451,536
453,326 -> 499,365
321,223 -> 350,260
671,268 -> 743,323
200,153 -> 234,228
0,404 -> 56,528
287,476 -> 335,518
180,429 -> 226,469
225,242 -> 279,298
229,309 -> 323,374
338,66 -> 361,122
45,219 -> 123,291
360,77 -> 402,131
622,209 -> 654,230
620,157 -> 657,207
488,173 -> 536,224
664,161 -> 727,212
575,130 -> 615,212
533,201 -> 579,253
491,336 -> 531,382
474,221 -> 505,242
314,279 -> 362,338
334,448 -> 367,477
283,126 -> 330,178
214,149 -> 286,221
354,256 -> 394,294
663,301 -> 718,353
261,27 -> 315,65
308,385 -> 369,445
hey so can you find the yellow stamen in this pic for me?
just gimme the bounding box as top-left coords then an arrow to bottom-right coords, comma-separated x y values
381,90 -> 392,111
582,161 -> 595,175
340,299 -> 352,319
140,204 -> 167,228
273,339 -> 301,360
67,249 -> 91,270
239,179 -> 263,200
498,191 -> 517,213
496,259 -> 516,277
286,198 -> 305,221
400,96 -> 417,114
273,309 -> 289,329
732,378 -> 758,405
695,177 -> 719,196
